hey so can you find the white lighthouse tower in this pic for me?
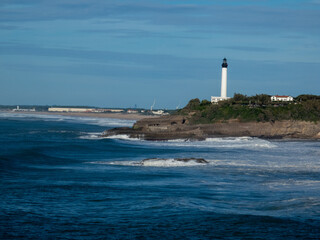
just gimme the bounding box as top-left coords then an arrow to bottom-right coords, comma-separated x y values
211,58 -> 231,103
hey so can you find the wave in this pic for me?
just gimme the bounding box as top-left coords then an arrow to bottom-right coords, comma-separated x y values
79,133 -> 143,140
107,135 -> 277,149
106,134 -> 140,141
88,156 -> 320,172
0,112 -> 135,127
90,159 -> 320,174
89,158 -> 271,168
91,158 -> 210,167
78,132 -> 104,140
100,159 -> 253,168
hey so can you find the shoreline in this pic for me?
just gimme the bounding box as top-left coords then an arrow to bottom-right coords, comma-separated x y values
0,111 -> 156,120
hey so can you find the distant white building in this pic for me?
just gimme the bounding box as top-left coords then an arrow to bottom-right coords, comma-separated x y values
12,106 -> 35,112
271,95 -> 294,102
127,109 -> 138,114
109,109 -> 124,113
211,97 -> 230,103
48,107 -> 94,112
102,109 -> 124,113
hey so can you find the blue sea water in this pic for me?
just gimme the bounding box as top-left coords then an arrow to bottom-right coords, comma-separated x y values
1,113 -> 320,239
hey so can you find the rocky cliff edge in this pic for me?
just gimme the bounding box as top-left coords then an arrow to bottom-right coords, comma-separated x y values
102,115 -> 320,140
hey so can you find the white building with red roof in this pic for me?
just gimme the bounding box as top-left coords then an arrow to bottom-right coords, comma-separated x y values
271,95 -> 294,102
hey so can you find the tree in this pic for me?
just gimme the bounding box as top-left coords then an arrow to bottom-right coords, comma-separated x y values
185,98 -> 201,110
233,93 -> 248,102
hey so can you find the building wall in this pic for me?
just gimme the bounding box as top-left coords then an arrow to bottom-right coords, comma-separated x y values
106,109 -> 124,113
271,96 -> 293,102
48,108 -> 94,112
221,67 -> 227,98
211,96 -> 230,103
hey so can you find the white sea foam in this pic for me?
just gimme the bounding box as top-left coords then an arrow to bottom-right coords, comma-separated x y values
79,132 -> 104,140
105,134 -> 140,141
103,159 -> 320,172
0,112 -> 135,127
107,158 -> 209,167
80,132 -> 141,140
91,155 -> 320,171
108,135 -> 276,149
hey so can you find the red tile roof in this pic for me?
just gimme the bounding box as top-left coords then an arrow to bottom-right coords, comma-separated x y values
274,95 -> 290,98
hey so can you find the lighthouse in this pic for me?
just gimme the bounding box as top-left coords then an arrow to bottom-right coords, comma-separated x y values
211,58 -> 231,103
221,58 -> 228,98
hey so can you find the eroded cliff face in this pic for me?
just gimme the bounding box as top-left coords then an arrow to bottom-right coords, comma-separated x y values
103,115 -> 320,140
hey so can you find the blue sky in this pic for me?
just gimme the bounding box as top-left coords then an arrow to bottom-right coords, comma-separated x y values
0,0 -> 319,109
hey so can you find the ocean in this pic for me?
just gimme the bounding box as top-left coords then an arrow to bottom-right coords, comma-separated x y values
1,113 -> 320,239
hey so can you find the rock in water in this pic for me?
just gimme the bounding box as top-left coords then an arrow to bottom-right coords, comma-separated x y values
175,158 -> 208,163
141,158 -> 208,164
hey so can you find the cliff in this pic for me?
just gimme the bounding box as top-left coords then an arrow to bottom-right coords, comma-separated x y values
103,94 -> 320,140
103,115 -> 320,140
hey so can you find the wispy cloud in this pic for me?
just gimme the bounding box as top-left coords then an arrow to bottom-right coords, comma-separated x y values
309,0 -> 320,4
218,46 -> 276,53
0,43 -> 216,80
1,0 -> 319,35
0,24 -> 21,30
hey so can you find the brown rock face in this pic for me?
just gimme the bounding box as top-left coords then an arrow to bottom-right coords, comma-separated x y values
103,115 -> 320,140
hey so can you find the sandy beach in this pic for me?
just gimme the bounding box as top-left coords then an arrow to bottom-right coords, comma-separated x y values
1,111 -> 156,120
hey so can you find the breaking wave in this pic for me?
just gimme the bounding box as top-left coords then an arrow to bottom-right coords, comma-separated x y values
90,158 -> 210,167
106,134 -> 140,141
79,133 -> 142,141
107,135 -> 277,149
89,158 -> 320,172
79,132 -> 104,140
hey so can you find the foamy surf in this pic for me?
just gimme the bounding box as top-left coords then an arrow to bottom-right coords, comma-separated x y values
107,135 -> 277,149
106,134 -> 140,141
104,159 -> 257,168
108,158 -> 209,167
79,133 -> 142,141
89,157 -> 320,172
91,160 -> 320,174
79,132 -> 105,140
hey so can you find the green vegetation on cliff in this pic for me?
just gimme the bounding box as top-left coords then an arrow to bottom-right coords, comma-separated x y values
177,94 -> 320,124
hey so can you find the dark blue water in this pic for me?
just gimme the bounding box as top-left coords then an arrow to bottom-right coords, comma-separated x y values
1,113 -> 320,239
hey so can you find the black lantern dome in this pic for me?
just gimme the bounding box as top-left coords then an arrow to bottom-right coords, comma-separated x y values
222,58 -> 228,68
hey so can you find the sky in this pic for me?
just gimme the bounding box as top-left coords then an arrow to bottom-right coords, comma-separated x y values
0,0 -> 319,109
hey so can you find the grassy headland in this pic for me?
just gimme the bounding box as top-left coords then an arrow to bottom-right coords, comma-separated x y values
177,94 -> 320,124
